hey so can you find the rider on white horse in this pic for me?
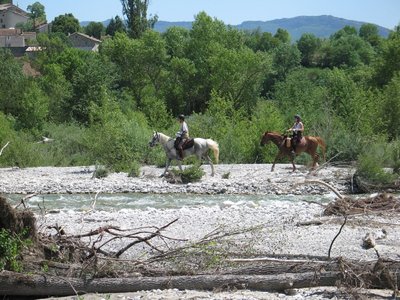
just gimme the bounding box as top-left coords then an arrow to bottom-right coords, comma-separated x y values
175,114 -> 189,160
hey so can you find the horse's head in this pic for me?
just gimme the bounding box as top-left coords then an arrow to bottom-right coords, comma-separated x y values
260,131 -> 283,146
260,131 -> 272,146
149,131 -> 160,147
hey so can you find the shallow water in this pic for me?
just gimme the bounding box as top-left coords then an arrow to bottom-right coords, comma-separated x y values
7,192 -> 336,212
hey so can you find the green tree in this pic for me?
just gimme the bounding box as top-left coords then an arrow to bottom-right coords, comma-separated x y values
105,16 -> 126,36
379,73 -> 400,140
359,23 -> 381,47
331,25 -> 358,39
373,30 -> 400,86
208,45 -> 272,113
324,34 -> 375,68
39,63 -> 72,123
163,57 -> 196,115
297,33 -> 321,67
244,29 -> 279,52
84,21 -> 104,39
27,1 -> 46,31
69,52 -> 117,124
120,0 -> 158,39
51,13 -> 80,35
271,43 -> 301,82
274,28 -> 290,44
163,26 -> 190,58
185,12 -> 233,113
0,50 -> 26,120
101,31 -> 167,105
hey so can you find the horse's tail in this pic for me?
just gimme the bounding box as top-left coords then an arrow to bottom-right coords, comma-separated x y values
207,139 -> 219,164
315,137 -> 326,161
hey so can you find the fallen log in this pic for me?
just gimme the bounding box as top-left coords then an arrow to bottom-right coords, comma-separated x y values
1,259 -> 399,297
0,271 -> 339,296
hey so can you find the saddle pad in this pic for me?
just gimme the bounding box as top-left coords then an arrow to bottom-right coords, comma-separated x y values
182,138 -> 195,150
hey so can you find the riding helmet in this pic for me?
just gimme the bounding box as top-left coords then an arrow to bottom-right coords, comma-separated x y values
294,114 -> 301,120
178,114 -> 185,120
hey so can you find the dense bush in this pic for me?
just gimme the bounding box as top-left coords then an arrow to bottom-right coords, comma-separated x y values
356,138 -> 400,184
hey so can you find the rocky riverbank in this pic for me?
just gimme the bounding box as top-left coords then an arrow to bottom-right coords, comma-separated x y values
1,164 -> 399,300
0,163 -> 353,195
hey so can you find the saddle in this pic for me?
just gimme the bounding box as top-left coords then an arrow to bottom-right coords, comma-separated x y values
284,137 -> 305,148
181,138 -> 194,150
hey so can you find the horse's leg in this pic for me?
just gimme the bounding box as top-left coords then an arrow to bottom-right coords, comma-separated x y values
177,159 -> 183,172
162,158 -> 172,177
271,152 -> 283,172
205,155 -> 214,176
291,158 -> 296,172
312,152 -> 320,169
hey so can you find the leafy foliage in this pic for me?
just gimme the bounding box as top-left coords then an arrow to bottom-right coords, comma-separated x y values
51,13 -> 80,35
0,229 -> 31,272
356,139 -> 399,184
171,164 -> 205,183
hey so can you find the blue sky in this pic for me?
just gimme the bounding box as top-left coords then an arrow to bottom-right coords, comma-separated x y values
14,0 -> 400,29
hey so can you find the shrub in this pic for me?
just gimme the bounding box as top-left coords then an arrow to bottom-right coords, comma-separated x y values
128,160 -> 141,177
356,139 -> 399,184
0,229 -> 30,272
92,164 -> 109,179
172,164 -> 205,183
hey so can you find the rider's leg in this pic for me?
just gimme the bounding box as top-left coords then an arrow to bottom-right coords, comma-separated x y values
178,146 -> 184,160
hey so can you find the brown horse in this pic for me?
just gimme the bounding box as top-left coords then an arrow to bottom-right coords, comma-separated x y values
260,131 -> 326,172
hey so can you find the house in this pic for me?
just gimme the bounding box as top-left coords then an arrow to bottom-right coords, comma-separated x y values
0,2 -> 29,29
68,32 -> 101,51
0,28 -> 35,46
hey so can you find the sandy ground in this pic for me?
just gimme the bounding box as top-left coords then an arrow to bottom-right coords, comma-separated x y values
1,164 -> 399,299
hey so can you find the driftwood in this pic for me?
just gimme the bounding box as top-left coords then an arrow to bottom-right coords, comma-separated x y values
295,179 -> 344,199
1,258 -> 399,297
0,270 -> 337,296
324,193 -> 400,216
0,141 -> 10,156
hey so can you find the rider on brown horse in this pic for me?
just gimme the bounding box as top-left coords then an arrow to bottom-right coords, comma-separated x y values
174,114 -> 189,160
287,114 -> 304,156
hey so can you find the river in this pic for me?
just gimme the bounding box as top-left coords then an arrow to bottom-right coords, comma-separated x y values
7,192 -> 335,212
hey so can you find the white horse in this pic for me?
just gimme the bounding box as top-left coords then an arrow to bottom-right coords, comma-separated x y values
148,132 -> 219,176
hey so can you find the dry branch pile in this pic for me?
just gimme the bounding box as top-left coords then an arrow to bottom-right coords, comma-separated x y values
324,193 -> 400,216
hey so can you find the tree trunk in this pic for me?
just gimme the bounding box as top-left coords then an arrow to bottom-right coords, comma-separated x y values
1,259 -> 398,297
0,271 -> 339,297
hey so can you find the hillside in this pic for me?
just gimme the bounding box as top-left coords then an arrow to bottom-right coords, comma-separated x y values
81,15 -> 391,40
153,15 -> 391,40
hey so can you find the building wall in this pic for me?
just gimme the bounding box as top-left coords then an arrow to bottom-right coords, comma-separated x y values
3,10 -> 28,28
68,33 -> 101,51
0,5 -> 29,28
0,34 -> 24,47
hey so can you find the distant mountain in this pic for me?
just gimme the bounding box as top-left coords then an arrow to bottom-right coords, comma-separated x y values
80,20 -> 110,27
234,15 -> 391,40
81,15 -> 391,40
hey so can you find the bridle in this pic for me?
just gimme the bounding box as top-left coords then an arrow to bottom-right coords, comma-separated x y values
149,132 -> 160,147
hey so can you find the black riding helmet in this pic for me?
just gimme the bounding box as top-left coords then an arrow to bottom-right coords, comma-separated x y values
178,114 -> 185,121
294,114 -> 301,120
